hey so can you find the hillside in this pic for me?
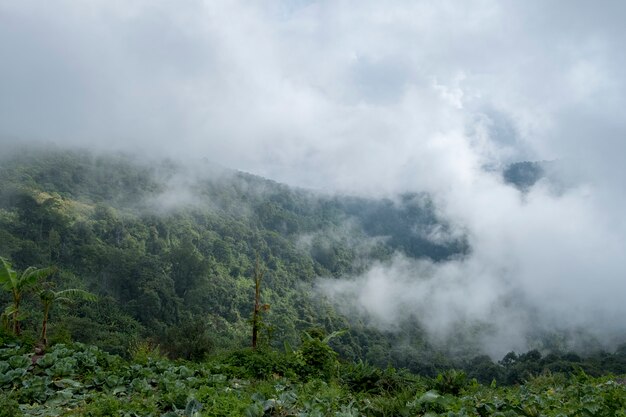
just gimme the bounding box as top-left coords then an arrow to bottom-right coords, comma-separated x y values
0,145 -> 469,370
3,146 -> 626,375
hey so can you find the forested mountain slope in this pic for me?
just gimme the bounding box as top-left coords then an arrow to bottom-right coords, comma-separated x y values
0,145 -> 466,370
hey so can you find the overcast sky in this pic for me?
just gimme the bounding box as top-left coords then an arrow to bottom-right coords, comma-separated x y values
2,0 -> 624,190
2,0 -> 626,354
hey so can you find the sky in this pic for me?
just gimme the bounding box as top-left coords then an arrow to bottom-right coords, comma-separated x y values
2,0 -> 626,355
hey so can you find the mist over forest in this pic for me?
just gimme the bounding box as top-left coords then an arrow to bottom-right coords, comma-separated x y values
1,1 -> 626,415
1,143 -> 624,363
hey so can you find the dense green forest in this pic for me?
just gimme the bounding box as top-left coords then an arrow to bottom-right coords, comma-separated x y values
1,145 -> 626,415
0,145 -> 467,367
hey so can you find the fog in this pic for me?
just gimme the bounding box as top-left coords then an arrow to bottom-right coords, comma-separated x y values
2,0 -> 626,354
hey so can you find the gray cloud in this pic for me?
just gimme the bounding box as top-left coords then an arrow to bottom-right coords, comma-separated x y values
2,0 -> 626,354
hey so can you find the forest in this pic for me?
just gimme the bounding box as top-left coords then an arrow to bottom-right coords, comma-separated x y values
1,145 -> 625,416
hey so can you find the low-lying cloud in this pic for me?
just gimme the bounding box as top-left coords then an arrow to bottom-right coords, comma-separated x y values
319,175 -> 626,356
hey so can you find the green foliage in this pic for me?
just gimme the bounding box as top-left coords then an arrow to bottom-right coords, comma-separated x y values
0,257 -> 57,335
224,348 -> 297,380
128,338 -> 165,364
340,360 -> 384,393
0,392 -> 22,417
0,147 -> 468,369
293,329 -> 343,380
0,340 -> 624,417
38,284 -> 97,346
162,314 -> 213,360
2,145 -> 626,388
339,361 -> 409,395
433,369 -> 468,395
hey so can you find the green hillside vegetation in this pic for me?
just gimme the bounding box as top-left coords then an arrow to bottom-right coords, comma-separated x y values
1,145 -> 626,415
0,145 -> 465,367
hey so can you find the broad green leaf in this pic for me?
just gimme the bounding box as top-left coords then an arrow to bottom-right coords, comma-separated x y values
8,355 -> 30,370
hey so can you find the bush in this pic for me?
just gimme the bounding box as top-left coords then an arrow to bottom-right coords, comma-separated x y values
0,392 -> 22,417
295,337 -> 338,380
433,370 -> 468,395
225,348 -> 297,379
128,338 -> 165,364
162,315 -> 213,360
340,360 -> 383,393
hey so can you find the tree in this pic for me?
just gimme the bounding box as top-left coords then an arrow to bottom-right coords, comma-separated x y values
251,255 -> 269,350
38,284 -> 97,346
0,257 -> 57,335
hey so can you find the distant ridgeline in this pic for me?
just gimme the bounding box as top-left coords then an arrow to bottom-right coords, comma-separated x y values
502,160 -> 554,191
0,145 -> 469,372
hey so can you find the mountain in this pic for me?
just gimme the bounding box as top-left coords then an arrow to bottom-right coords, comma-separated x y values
502,160 -> 573,193
0,144 -> 466,371
503,161 -> 546,190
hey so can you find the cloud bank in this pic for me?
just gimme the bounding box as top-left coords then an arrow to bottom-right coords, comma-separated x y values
2,0 -> 626,354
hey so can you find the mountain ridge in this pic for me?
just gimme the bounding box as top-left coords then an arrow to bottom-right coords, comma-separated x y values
0,145 -> 466,372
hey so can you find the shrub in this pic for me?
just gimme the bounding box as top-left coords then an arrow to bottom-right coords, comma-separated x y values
295,337 -> 338,380
0,392 -> 22,417
340,360 -> 383,393
128,338 -> 165,364
433,370 -> 468,395
225,348 -> 297,379
162,315 -> 213,360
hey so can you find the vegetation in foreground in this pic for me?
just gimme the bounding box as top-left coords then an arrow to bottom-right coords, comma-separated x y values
1,339 -> 625,417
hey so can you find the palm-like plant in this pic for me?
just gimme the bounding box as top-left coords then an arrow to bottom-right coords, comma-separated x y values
0,257 -> 57,335
38,285 -> 97,345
